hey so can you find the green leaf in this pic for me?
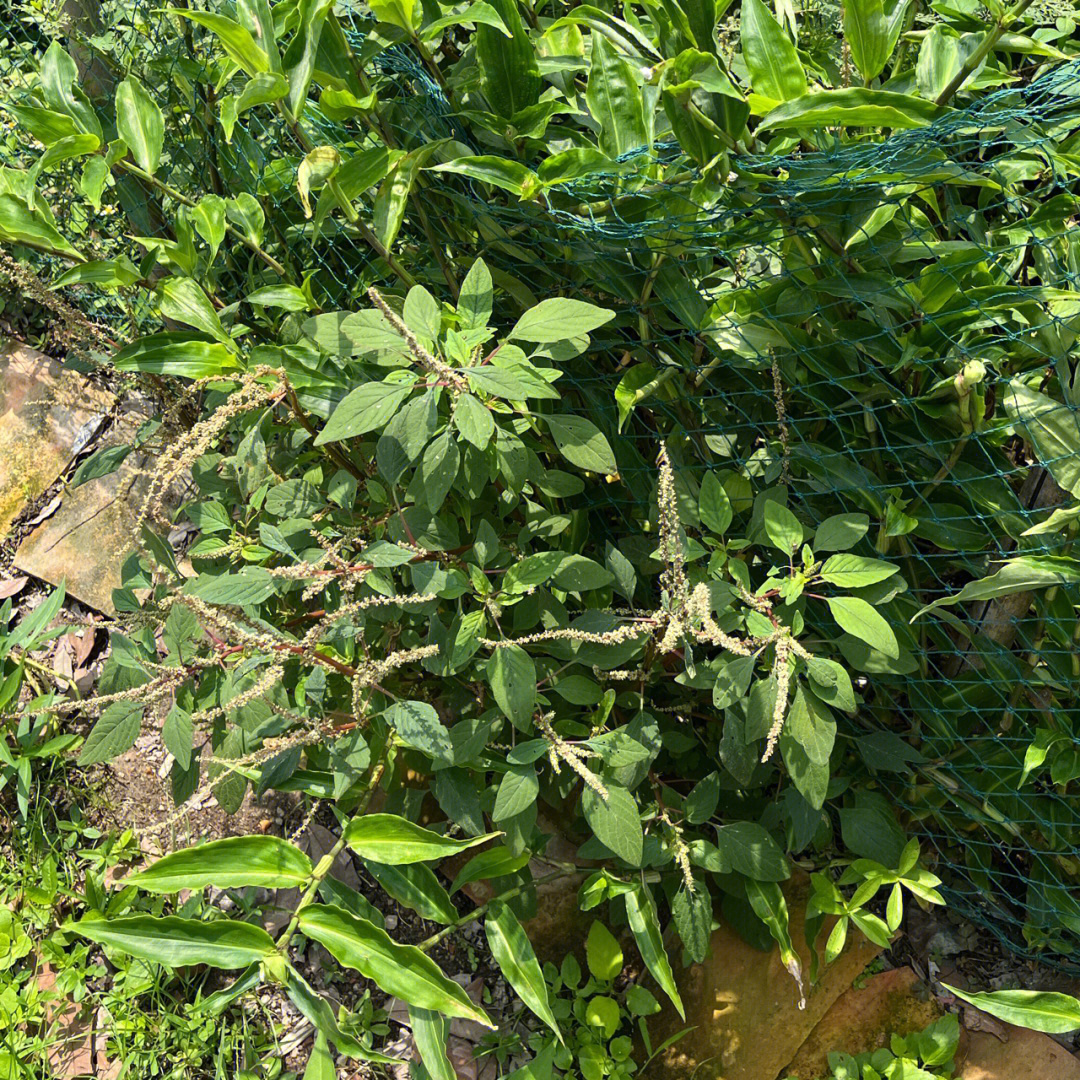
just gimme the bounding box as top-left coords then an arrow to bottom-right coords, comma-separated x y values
582,782 -> 643,866
943,986 -> 1080,1034
78,701 -> 143,766
112,333 -> 240,378
431,156 -> 539,198
488,645 -> 536,729
485,901 -> 562,1038
40,43 -> 102,138
191,195 -> 227,261
369,0 -> 421,31
384,699 -> 453,761
625,883 -> 684,1019
450,846 -> 531,893
410,1008 -> 456,1080
912,556 -> 1080,619
745,880 -> 804,1007
458,258 -> 493,330
740,0 -> 806,102
298,904 -> 494,1027
127,837 -> 313,892
510,298 -> 615,343
453,393 -> 496,448
475,0 -> 541,118
116,77 -> 164,175
716,821 -> 789,881
363,861 -> 458,924
844,0 -> 890,81
161,704 -> 194,771
813,513 -> 870,552
493,764 -> 539,821
586,34 -> 648,159
302,1032 -> 336,1080
167,10 -> 270,76
344,813 -> 499,865
75,914 -> 275,968
282,0 -> 333,118
0,194 -> 85,261
819,554 -> 898,588
760,89 -> 945,131
187,568 -> 276,606
586,921 -> 624,981
159,278 -> 230,343
699,471 -> 733,535
763,500 -> 803,554
53,258 -> 140,291
826,596 -> 898,659
545,415 -> 617,475
315,381 -> 413,444
672,883 -> 711,964
1002,380 -> 1080,498
585,995 -> 621,1038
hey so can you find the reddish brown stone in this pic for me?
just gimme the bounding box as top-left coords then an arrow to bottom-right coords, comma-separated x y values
783,967 -> 945,1079
0,340 -> 112,538
649,874 -> 883,1080
958,1023 -> 1080,1079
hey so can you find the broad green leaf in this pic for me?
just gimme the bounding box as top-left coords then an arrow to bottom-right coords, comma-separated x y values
454,393 -> 496,448
760,89 -> 945,131
582,782 -> 643,866
844,0 -> 890,81
475,0 -> 541,118
303,308 -> 404,357
509,298 -> 615,343
699,471 -> 733,535
302,1032 -> 336,1080
672,884 -> 711,964
40,43 -> 102,138
1002,379 -> 1080,498
943,985 -> 1080,1033
545,415 -> 617,474
746,880 -> 804,1007
161,704 -> 194,771
421,1 -> 512,40
493,764 -> 540,821
458,258 -> 493,330
586,34 -> 648,159
167,11 -> 270,76
625,883 -> 684,1019
344,814 -> 499,864
75,914 -> 275,968
52,259 -> 140,290
716,821 -> 789,881
813,513 -> 870,551
159,278 -> 229,342
364,861 -> 458,924
410,1008 -> 456,1080
819,555 -> 898,588
912,557 -> 1080,618
3,103 -> 80,145
112,333 -> 240,378
486,902 -> 562,1038
127,836 -> 313,892
191,195 -> 227,262
488,645 -> 536,728
315,381 -> 413,444
450,846 -> 531,893
763,500 -> 803,554
368,0 -> 421,31
78,702 -> 143,766
384,699 -> 453,761
916,24 -> 963,101
431,156 -> 539,198
187,568 -> 276,606
116,77 -> 164,175
0,194 -> 85,261
740,0 -> 806,102
282,0 -> 333,117
247,285 -> 309,311
586,921 -> 624,981
298,904 -> 494,1027
826,596 -> 898,658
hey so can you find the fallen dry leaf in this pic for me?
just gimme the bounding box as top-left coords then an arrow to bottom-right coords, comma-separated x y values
25,494 -> 62,526
0,575 -> 28,599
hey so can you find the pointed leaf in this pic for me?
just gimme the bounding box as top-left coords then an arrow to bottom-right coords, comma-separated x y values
127,836 -> 313,892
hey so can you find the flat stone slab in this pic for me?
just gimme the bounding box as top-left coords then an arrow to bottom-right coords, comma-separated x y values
649,874 -> 882,1080
783,967 -> 944,1078
0,340 -> 112,538
959,1023 -> 1080,1079
14,412 -> 155,614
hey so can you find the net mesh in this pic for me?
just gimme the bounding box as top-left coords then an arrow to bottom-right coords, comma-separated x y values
4,0 -> 1080,968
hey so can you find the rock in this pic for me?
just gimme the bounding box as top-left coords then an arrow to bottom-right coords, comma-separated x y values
783,967 -> 944,1078
648,874 -> 883,1080
0,339 -> 111,539
958,1023 -> 1080,1079
13,410 -> 170,613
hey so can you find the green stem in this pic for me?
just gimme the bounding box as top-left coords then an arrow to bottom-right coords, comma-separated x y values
275,743 -> 390,951
935,0 -> 1037,106
115,160 -> 289,279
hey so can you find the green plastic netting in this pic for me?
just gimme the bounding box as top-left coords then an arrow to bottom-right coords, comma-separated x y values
4,1 -> 1080,969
